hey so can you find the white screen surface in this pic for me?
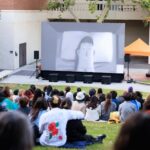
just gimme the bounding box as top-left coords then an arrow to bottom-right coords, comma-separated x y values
61,31 -> 115,62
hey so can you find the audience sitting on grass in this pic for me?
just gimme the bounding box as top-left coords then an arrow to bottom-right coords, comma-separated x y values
110,90 -> 120,111
0,111 -> 33,150
0,90 -> 17,111
32,88 -> 43,107
29,84 -> 36,94
85,96 -> 101,121
59,90 -> 65,101
100,93 -> 116,121
130,92 -> 141,111
96,88 -> 103,100
118,92 -> 137,122
65,86 -> 74,101
89,88 -> 96,97
39,95 -> 84,147
0,84 -> 148,149
44,85 -> 53,101
61,98 -> 106,149
12,88 -> 19,102
18,96 -> 30,115
29,97 -> 48,145
113,112 -> 150,150
72,91 -> 86,115
98,93 -> 106,104
135,91 -> 144,109
73,87 -> 82,99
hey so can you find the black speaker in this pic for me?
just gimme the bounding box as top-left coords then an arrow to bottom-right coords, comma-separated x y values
66,74 -> 75,83
124,54 -> 130,62
101,75 -> 111,84
34,51 -> 39,59
83,75 -> 93,83
49,73 -> 58,82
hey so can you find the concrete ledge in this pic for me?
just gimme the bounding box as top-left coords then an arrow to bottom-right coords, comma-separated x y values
0,70 -> 13,80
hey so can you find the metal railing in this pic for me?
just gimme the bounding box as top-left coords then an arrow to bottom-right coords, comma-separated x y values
47,1 -> 148,20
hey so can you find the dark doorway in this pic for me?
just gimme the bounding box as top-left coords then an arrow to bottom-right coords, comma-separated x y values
19,43 -> 27,67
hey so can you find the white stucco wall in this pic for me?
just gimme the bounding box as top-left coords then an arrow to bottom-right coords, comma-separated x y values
0,11 -> 15,69
0,10 -> 48,69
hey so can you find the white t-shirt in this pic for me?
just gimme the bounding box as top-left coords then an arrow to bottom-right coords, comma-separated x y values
85,105 -> 101,121
39,108 -> 84,147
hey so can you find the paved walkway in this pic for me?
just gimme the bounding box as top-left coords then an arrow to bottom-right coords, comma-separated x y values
0,62 -> 150,92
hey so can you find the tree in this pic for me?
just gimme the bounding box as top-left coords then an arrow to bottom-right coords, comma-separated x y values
47,0 -> 150,23
132,0 -> 150,24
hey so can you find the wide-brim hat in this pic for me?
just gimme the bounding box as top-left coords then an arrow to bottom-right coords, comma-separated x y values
76,92 -> 85,101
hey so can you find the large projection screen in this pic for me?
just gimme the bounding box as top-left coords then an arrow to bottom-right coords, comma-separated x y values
41,22 -> 125,73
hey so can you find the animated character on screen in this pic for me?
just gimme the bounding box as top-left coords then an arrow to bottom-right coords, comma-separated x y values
75,36 -> 95,72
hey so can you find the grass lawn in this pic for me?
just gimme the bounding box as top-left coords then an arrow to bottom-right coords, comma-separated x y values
34,121 -> 120,150
0,83 -> 149,98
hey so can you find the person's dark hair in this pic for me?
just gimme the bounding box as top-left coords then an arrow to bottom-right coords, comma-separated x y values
97,88 -> 103,94
135,91 -> 143,99
50,95 -> 61,108
29,84 -> 36,94
65,86 -> 71,93
61,98 -> 72,110
30,97 -> 47,122
99,93 -> 106,103
104,93 -> 112,112
46,85 -> 53,96
89,88 -> 96,97
32,88 -> 43,106
51,89 -> 59,97
24,90 -> 33,100
43,86 -> 47,92
110,91 -> 117,99
123,92 -> 131,101
19,96 -> 29,108
84,94 -> 90,103
77,87 -> 81,92
113,112 -> 150,150
0,91 -> 5,103
0,111 -> 33,150
87,96 -> 99,109
130,92 -> 136,100
59,90 -> 65,97
13,89 -> 19,95
3,86 -> 11,98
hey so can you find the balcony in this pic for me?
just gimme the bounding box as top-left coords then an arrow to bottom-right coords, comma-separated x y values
47,0 -> 149,21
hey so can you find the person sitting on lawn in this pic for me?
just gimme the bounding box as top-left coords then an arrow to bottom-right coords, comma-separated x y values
61,98 -> 106,149
118,92 -> 137,122
113,112 -> 150,150
85,96 -> 101,121
29,97 -> 48,145
0,111 -> 33,150
72,91 -> 86,115
100,93 -> 116,121
39,95 -> 84,147
17,96 -> 30,115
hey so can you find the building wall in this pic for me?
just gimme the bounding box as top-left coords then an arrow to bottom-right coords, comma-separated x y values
0,0 -> 47,10
0,11 -> 15,69
0,10 -> 48,69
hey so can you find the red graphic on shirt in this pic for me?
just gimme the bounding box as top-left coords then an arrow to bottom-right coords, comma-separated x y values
48,122 -> 62,140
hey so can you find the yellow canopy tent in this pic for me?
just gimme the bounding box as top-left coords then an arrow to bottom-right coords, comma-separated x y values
125,38 -> 150,56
